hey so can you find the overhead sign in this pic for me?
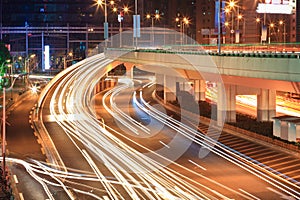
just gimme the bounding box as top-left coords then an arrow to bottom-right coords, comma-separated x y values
256,0 -> 293,14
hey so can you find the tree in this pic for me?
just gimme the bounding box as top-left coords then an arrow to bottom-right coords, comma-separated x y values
0,42 -> 11,65
0,42 -> 11,87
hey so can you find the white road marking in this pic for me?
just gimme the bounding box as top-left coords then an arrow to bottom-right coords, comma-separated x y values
267,187 -> 296,200
239,188 -> 261,200
159,141 -> 170,148
13,174 -> 18,184
188,159 -> 207,171
19,193 -> 24,200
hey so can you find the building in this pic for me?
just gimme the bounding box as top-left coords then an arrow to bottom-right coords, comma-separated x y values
0,0 -> 298,70
195,0 -> 297,45
0,0 -> 140,70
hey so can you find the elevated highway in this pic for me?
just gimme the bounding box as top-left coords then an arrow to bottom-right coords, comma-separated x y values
105,48 -> 300,124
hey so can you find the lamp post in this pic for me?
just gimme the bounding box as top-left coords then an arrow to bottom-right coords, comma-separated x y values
256,17 -> 261,43
175,16 -> 190,45
97,0 -> 108,47
112,5 -> 129,47
279,20 -> 286,44
24,54 -> 36,89
147,13 -> 160,46
229,1 -> 235,44
269,23 -> 274,44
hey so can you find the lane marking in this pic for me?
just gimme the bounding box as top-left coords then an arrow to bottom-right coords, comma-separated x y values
13,175 -> 18,184
239,188 -> 261,200
267,187 -> 296,200
159,141 -> 170,148
188,159 -> 207,171
19,193 -> 24,200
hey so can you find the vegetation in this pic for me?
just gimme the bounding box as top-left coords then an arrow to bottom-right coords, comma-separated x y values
0,41 -> 11,66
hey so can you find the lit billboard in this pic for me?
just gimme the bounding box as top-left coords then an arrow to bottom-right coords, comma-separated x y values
256,0 -> 294,14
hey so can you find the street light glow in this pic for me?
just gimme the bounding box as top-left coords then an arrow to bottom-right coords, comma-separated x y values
279,20 -> 284,25
97,0 -> 103,6
123,6 -> 129,13
229,0 -> 235,8
155,13 -> 160,20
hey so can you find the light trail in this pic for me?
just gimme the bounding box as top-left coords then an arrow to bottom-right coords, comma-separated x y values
207,87 -> 300,117
33,51 -> 300,199
45,53 -> 217,199
136,88 -> 300,198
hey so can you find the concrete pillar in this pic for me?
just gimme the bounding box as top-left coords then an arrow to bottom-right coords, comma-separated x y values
194,79 -> 206,101
101,79 -> 105,91
280,121 -> 288,141
94,85 -> 97,95
164,75 -> 177,104
273,118 -> 281,138
217,83 -> 236,124
155,73 -> 164,92
288,122 -> 296,142
257,89 -> 276,121
96,82 -> 100,93
297,125 -> 300,142
124,63 -> 134,79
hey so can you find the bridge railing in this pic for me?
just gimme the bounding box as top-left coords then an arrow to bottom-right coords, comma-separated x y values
105,44 -> 300,59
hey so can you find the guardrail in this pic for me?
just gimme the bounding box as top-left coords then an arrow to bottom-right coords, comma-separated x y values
105,46 -> 300,59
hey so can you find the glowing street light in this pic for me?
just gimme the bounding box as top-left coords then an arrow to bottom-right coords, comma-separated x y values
269,22 -> 275,44
111,4 -> 129,47
96,0 -> 108,46
175,16 -> 190,45
146,13 -> 160,46
279,20 -> 286,44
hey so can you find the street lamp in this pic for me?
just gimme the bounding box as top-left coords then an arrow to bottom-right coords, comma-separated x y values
225,5 -> 234,44
146,13 -> 160,46
96,0 -> 108,46
269,22 -> 274,44
112,5 -> 129,47
237,14 -> 246,43
279,20 -> 286,44
147,13 -> 160,27
255,17 -> 261,43
25,54 -> 36,88
175,16 -> 190,45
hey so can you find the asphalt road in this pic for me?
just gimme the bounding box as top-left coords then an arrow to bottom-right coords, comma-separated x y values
6,92 -> 49,200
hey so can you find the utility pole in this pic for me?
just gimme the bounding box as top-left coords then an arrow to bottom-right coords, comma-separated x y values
2,87 -> 5,179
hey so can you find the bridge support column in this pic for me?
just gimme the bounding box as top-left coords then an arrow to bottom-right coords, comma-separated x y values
164,75 -> 177,104
217,83 -> 236,124
257,89 -> 276,121
155,74 -> 164,93
124,63 -> 134,79
101,79 -> 105,91
194,79 -> 206,101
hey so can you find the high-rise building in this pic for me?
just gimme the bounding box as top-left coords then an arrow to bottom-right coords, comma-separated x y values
297,0 -> 300,42
195,0 -> 297,45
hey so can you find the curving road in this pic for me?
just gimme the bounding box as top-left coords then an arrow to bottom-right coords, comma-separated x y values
5,53 -> 300,199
